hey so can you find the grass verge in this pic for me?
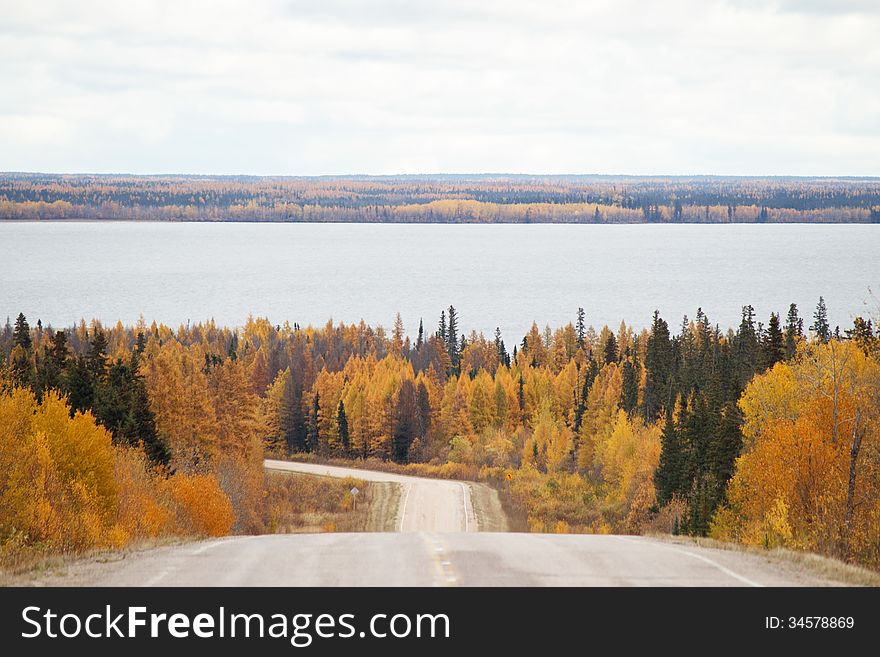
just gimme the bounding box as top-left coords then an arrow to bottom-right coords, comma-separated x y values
648,534 -> 880,587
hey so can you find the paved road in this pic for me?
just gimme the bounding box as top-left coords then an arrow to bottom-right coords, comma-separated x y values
24,462 -> 847,586
264,459 -> 475,532
38,533 -> 839,586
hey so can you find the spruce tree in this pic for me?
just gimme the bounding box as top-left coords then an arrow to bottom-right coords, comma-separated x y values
275,370 -> 299,454
446,306 -> 459,371
784,303 -> 802,358
603,332 -> 618,364
761,312 -> 785,369
416,319 -> 424,350
64,355 -> 94,414
810,296 -> 831,343
621,358 -> 639,414
655,404 -> 685,505
87,328 -> 109,381
643,311 -> 673,422
392,380 -> 418,463
135,330 -> 147,354
13,313 -> 31,351
307,392 -> 320,453
49,330 -> 69,368
847,317 -> 876,354
291,387 -> 308,453
517,373 -> 525,421
36,331 -> 68,395
576,307 -> 586,347
732,305 -> 759,385
337,399 -> 349,454
416,381 -> 431,441
10,313 -> 34,388
127,356 -> 171,466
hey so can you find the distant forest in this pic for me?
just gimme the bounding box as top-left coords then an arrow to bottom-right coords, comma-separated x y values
2,173 -> 880,223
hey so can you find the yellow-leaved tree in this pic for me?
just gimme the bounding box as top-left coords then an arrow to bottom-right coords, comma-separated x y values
713,341 -> 880,567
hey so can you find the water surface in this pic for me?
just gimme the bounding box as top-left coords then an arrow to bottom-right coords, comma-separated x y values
1,222 -> 877,340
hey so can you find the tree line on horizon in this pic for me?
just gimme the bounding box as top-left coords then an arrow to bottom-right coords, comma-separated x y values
2,298 -> 879,569
2,173 -> 880,223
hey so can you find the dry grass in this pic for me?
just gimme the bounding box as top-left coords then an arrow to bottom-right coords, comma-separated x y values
0,536 -> 189,586
468,482 -> 509,532
648,533 -> 880,587
261,471 -> 399,534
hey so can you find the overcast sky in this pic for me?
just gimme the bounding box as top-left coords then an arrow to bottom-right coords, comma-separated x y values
1,0 -> 878,175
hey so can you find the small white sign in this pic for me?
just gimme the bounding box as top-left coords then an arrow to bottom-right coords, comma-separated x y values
350,487 -> 360,496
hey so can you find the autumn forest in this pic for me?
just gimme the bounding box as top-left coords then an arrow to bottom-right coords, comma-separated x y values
2,173 -> 880,223
2,299 -> 879,571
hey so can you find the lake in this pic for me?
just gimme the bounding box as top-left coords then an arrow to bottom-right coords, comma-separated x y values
1,222 -> 878,341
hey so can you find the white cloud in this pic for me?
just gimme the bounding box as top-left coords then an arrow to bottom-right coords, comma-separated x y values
0,0 -> 877,174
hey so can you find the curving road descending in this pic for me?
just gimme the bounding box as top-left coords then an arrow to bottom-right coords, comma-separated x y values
22,462 -> 849,587
264,459 -> 475,533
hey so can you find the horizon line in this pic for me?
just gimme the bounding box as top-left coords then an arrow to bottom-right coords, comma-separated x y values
3,171 -> 880,180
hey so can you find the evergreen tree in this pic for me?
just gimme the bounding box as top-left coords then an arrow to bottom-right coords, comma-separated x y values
494,327 -> 506,366
94,355 -> 170,466
446,306 -> 459,371
603,331 -> 618,364
761,312 -> 785,369
273,369 -> 301,454
307,392 -> 320,453
416,319 -> 424,349
35,330 -> 69,396
621,358 -> 639,414
517,373 -> 525,421
49,329 -> 69,368
337,399 -> 349,454
13,313 -> 31,350
291,388 -> 308,453
576,307 -> 586,347
64,355 -> 94,414
732,305 -> 759,385
655,402 -> 686,505
87,328 -> 109,381
437,310 -> 447,342
811,296 -> 831,343
643,311 -> 673,421
708,402 -> 743,497
135,330 -> 147,354
128,367 -> 171,467
784,303 -> 802,359
847,317 -> 876,354
415,381 -> 431,441
393,380 -> 418,463
573,376 -> 586,433
10,313 -> 34,388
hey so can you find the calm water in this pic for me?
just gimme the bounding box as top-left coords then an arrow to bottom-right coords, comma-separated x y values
1,222 -> 878,341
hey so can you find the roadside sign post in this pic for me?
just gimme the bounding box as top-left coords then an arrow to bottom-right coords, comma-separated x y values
350,486 -> 359,511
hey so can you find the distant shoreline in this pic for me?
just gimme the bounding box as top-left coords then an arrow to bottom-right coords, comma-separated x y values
3,173 -> 878,224
1,218 -> 878,225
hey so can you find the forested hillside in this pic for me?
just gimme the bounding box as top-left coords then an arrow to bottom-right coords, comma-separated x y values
2,300 -> 879,569
2,174 -> 880,223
